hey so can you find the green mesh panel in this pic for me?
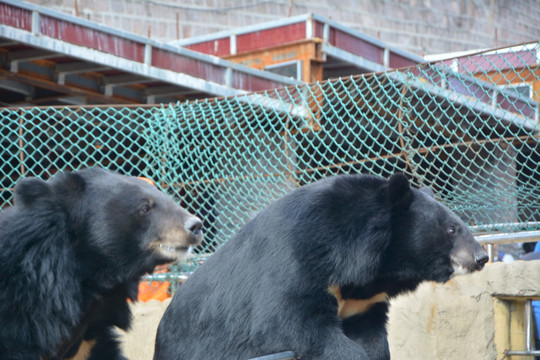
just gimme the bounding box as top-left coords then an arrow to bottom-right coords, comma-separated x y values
1,43 -> 539,277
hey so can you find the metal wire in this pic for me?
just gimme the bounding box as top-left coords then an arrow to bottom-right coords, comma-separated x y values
1,42 -> 539,275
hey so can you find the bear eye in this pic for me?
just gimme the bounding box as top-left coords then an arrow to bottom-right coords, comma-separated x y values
138,204 -> 151,217
447,225 -> 458,236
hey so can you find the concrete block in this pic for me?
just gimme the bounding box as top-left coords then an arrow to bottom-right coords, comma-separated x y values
388,261 -> 540,360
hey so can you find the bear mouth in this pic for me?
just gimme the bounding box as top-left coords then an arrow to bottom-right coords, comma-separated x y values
450,258 -> 476,277
451,261 -> 469,276
156,243 -> 192,260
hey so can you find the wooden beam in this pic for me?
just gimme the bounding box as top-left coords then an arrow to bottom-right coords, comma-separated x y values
103,74 -> 155,96
0,69 -> 138,104
9,49 -> 59,72
9,49 -> 59,61
11,95 -> 82,105
102,74 -> 153,86
0,78 -> 34,95
55,61 -> 109,74
225,40 -> 321,70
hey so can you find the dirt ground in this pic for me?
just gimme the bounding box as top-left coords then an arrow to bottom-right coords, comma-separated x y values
118,298 -> 171,360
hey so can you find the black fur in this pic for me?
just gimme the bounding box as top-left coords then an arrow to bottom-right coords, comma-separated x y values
342,302 -> 390,360
154,173 -> 487,360
0,168 -> 202,360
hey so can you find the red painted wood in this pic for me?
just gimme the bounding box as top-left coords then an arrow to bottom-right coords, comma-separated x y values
39,16 -> 145,62
231,72 -> 289,92
334,30 -> 383,64
185,23 -> 307,56
0,2 -> 298,92
236,23 -> 306,53
389,53 -> 418,69
187,38 -> 231,57
325,27 -> 337,45
455,50 -> 536,73
0,3 -> 32,31
313,20 -> 324,39
151,47 -> 226,81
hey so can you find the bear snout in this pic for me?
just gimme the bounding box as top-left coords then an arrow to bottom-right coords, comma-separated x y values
474,252 -> 489,270
184,217 -> 203,246
150,216 -> 203,261
185,217 -> 203,237
450,243 -> 488,276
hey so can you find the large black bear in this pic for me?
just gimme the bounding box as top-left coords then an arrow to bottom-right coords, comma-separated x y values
0,168 -> 203,360
154,173 -> 488,360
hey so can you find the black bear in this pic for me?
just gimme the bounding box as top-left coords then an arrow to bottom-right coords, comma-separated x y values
0,168 -> 203,360
154,173 -> 488,360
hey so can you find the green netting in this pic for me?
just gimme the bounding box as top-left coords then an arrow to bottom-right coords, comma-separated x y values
1,42 -> 539,275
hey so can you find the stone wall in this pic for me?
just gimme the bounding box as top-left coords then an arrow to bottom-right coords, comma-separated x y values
389,261 -> 540,360
120,261 -> 540,359
26,0 -> 540,56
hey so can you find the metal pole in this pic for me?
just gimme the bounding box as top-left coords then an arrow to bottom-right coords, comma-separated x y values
526,299 -> 533,352
505,350 -> 540,356
476,230 -> 540,245
487,243 -> 495,263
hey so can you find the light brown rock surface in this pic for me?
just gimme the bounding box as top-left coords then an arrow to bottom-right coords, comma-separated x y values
388,261 -> 540,360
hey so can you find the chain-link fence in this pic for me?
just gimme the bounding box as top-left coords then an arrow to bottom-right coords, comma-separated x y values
1,41 -> 539,274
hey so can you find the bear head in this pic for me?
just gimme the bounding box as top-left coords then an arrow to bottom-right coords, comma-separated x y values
294,173 -> 488,291
13,168 -> 203,286
383,173 -> 488,285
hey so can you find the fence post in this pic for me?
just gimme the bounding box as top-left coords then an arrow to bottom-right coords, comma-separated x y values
18,110 -> 25,177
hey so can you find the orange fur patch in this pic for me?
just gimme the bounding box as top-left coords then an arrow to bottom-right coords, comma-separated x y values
65,340 -> 96,360
328,285 -> 388,319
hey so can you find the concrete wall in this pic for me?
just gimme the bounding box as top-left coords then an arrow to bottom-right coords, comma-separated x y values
26,0 -> 540,56
120,261 -> 540,359
389,261 -> 540,360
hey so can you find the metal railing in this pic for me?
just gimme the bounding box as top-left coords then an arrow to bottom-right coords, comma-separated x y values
504,299 -> 540,357
476,231 -> 540,262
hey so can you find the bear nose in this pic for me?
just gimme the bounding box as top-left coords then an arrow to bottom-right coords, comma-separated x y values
185,217 -> 203,237
475,253 -> 489,269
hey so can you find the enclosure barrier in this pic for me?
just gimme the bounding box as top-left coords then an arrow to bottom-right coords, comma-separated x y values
503,299 -> 540,357
2,39 -> 540,360
1,41 -> 539,274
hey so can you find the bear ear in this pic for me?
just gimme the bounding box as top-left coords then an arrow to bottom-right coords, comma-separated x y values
52,172 -> 86,198
62,172 -> 86,193
14,177 -> 51,206
388,173 -> 412,210
419,186 -> 435,198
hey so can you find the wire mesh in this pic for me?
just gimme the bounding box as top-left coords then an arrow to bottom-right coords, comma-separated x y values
1,42 -> 539,274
